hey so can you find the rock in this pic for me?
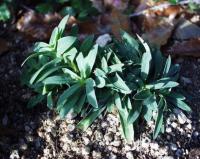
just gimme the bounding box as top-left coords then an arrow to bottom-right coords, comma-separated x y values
92,151 -> 102,159
10,150 -> 20,159
111,140 -> 121,147
170,143 -> 177,151
175,149 -> 183,157
150,143 -> 159,150
166,127 -> 172,133
82,136 -> 90,145
20,143 -> 28,150
109,153 -> 117,159
67,124 -> 75,132
174,19 -> 200,40
171,122 -> 178,128
96,34 -> 112,47
192,131 -> 199,139
2,114 -> 8,126
25,135 -> 34,142
105,133 -> 114,143
81,146 -> 90,155
162,156 -> 174,159
126,151 -> 134,159
95,131 -> 103,140
186,123 -> 192,130
174,109 -> 188,124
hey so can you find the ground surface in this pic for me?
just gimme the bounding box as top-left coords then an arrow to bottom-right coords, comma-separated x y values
0,26 -> 200,159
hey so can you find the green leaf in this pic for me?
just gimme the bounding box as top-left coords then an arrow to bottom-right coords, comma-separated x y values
86,78 -> 98,108
94,68 -> 106,78
107,63 -> 124,74
57,83 -> 81,109
27,95 -> 45,108
143,94 -> 156,106
153,97 -> 165,139
110,73 -> 131,94
34,42 -> 53,52
141,52 -> 152,81
120,30 -> 140,57
146,78 -> 179,90
47,92 -> 53,109
57,36 -> 77,56
101,57 -> 108,73
43,75 -> 70,85
95,76 -> 105,88
75,94 -> 86,114
80,35 -> 94,55
167,92 -> 185,100
85,44 -> 98,76
58,15 -> 69,36
77,107 -> 105,131
128,100 -> 143,124
30,58 -> 61,84
114,93 -> 134,142
153,49 -> 164,79
36,66 -> 64,83
62,68 -> 80,80
168,98 -> 191,112
76,52 -> 87,78
22,51 -> 52,66
162,56 -> 171,77
63,47 -> 77,62
134,89 -> 152,100
0,3 -> 11,22
59,92 -> 80,118
49,27 -> 59,45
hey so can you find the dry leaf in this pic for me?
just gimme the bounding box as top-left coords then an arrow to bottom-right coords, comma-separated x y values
110,8 -> 130,39
16,11 -> 61,41
164,39 -> 200,57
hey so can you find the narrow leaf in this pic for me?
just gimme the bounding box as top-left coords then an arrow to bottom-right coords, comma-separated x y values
86,78 -> 98,108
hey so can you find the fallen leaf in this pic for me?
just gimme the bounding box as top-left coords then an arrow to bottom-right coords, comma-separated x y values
163,38 -> 200,57
16,11 -> 61,41
110,8 -> 130,39
142,18 -> 177,46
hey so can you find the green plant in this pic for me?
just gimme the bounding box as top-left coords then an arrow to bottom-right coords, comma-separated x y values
0,0 -> 11,22
22,15 -> 191,142
114,31 -> 191,139
36,0 -> 98,21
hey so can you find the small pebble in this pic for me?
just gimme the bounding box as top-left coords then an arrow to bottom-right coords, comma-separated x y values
170,143 -> 177,151
175,148 -> 183,157
126,151 -> 134,159
67,124 -> 75,132
81,146 -> 90,155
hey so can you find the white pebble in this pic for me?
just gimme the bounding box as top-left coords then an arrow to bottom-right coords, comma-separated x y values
170,143 -> 177,151
126,151 -> 134,159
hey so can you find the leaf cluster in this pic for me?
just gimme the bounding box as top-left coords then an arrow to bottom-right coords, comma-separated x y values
22,15 -> 191,142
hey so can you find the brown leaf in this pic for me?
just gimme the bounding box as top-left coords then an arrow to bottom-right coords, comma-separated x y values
142,18 -> 176,46
164,39 -> 200,57
110,8 -> 130,39
16,11 -> 61,41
